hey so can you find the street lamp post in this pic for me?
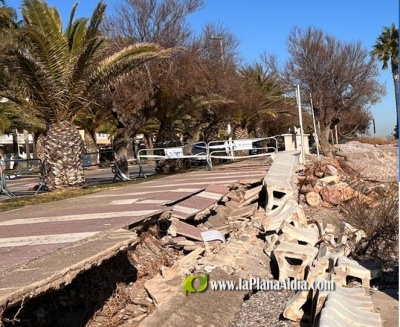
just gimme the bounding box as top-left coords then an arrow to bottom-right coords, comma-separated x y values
209,36 -> 224,64
210,36 -> 233,157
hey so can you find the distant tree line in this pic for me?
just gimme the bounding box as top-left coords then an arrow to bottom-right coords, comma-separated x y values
0,0 -> 394,188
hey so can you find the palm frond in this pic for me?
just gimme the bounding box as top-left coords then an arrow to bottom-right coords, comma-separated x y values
84,1 -> 106,42
87,44 -> 174,92
192,94 -> 234,108
67,17 -> 89,52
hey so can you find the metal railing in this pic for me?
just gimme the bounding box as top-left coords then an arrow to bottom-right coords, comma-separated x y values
206,137 -> 278,169
0,158 -> 49,198
137,142 -> 208,177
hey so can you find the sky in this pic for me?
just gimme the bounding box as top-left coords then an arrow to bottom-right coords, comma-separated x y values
6,0 -> 399,137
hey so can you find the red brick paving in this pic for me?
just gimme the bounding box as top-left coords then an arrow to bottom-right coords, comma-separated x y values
0,159 -> 267,274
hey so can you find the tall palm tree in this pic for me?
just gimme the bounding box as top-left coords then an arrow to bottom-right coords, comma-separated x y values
372,24 -> 399,137
234,63 -> 291,139
0,0 -> 17,30
0,0 -> 172,189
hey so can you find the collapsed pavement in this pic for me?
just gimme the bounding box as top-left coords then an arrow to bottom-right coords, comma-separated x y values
137,151 -> 385,327
0,153 -> 392,326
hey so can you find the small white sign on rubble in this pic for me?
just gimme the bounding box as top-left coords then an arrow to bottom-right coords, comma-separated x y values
164,147 -> 184,158
234,140 -> 253,150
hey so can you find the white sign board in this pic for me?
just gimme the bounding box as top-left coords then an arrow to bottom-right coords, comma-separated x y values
233,140 -> 253,150
164,147 -> 184,158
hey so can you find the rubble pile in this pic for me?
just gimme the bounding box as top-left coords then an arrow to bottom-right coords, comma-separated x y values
298,159 -> 382,208
136,179 -> 275,325
136,154 -> 385,326
258,156 -> 383,326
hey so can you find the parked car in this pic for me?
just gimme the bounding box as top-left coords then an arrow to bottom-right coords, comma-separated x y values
190,142 -> 208,166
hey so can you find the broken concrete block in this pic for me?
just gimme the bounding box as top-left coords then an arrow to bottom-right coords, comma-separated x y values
261,199 -> 307,232
323,296 -> 382,326
283,262 -> 325,321
319,307 -> 364,327
229,202 -> 258,220
334,256 -> 381,288
328,291 -> 374,311
343,222 -> 367,243
283,290 -> 310,321
243,185 -> 262,200
280,221 -> 319,246
315,271 -> 377,324
170,219 -> 204,241
272,241 -> 318,282
263,152 -> 299,212
263,233 -> 283,256
334,285 -> 366,297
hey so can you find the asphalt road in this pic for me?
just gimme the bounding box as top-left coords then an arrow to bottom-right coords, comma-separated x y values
0,163 -> 158,200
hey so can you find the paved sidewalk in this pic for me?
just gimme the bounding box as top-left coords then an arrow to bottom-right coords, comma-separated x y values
0,158 -> 269,307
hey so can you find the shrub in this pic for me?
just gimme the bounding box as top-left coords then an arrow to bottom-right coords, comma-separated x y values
355,136 -> 393,145
341,184 -> 399,264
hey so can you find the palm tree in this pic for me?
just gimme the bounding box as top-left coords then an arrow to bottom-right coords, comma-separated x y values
372,24 -> 399,137
234,63 -> 291,139
0,0 -> 172,189
0,0 -> 17,30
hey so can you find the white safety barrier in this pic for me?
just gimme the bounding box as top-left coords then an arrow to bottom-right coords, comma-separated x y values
136,137 -> 279,177
137,142 -> 208,177
206,137 -> 278,169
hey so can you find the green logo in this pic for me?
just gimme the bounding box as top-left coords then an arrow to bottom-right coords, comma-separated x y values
183,273 -> 208,296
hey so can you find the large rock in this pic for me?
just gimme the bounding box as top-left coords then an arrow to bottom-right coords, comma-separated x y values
319,175 -> 340,185
300,183 -> 313,194
320,182 -> 356,205
320,185 -> 342,205
335,182 -> 356,201
306,191 -> 321,207
325,164 -> 339,176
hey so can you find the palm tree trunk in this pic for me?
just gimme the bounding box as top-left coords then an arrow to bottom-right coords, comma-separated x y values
143,133 -> 155,164
35,133 -> 46,161
45,121 -> 85,189
234,126 -> 249,156
254,124 -> 267,154
113,126 -> 130,175
204,123 -> 219,142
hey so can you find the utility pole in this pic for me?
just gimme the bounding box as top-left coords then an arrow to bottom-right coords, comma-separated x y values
210,36 -> 233,158
296,85 -> 305,164
210,36 -> 224,64
309,93 -> 320,160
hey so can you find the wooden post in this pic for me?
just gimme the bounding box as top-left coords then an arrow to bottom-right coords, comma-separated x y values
373,119 -> 376,137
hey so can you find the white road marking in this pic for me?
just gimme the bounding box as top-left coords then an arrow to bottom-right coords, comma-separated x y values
110,199 -> 140,205
196,191 -> 224,200
0,210 -> 159,226
147,180 -> 238,188
0,232 -> 98,247
137,200 -> 168,204
86,188 -> 202,199
172,206 -> 199,214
